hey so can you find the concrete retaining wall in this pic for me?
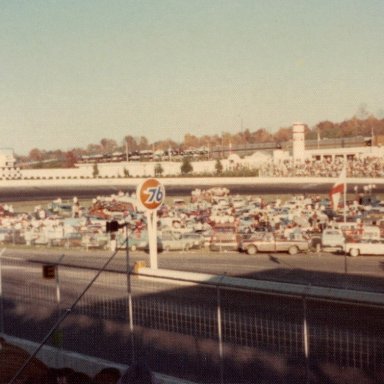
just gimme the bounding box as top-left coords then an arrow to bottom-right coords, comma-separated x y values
1,334 -> 197,384
139,268 -> 384,306
0,176 -> 383,189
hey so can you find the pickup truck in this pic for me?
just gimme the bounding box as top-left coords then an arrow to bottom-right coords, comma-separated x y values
318,228 -> 345,252
345,239 -> 384,257
239,232 -> 309,255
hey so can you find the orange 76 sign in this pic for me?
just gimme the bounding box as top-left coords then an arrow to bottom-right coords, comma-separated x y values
136,178 -> 165,211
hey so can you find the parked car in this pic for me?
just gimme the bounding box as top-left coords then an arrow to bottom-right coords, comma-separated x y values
345,239 -> 384,257
51,232 -> 83,248
81,232 -> 109,249
320,228 -> 345,252
32,232 -> 49,246
47,201 -> 73,217
4,230 -> 26,245
161,230 -> 193,251
360,225 -> 381,241
116,230 -> 149,252
0,228 -> 11,243
143,237 -> 164,253
181,232 -> 205,249
239,232 -> 309,255
209,223 -> 238,251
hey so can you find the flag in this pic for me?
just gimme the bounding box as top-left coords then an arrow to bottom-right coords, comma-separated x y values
330,167 -> 346,209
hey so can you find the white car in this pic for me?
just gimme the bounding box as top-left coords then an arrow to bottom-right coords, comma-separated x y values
345,239 -> 384,257
161,230 -> 193,251
321,228 -> 345,252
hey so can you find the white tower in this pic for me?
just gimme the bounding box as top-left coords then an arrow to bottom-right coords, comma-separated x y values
292,122 -> 305,162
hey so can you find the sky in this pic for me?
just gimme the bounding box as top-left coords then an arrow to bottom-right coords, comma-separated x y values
1,0 -> 384,155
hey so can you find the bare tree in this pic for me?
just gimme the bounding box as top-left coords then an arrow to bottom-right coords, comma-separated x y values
100,138 -> 118,153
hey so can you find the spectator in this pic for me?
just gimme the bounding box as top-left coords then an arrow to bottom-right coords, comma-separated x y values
117,361 -> 155,384
92,367 -> 121,384
43,367 -> 75,384
67,371 -> 92,384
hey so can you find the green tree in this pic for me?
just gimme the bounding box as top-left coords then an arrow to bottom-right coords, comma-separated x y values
184,133 -> 199,149
180,157 -> 193,175
138,136 -> 149,150
65,150 -> 77,168
123,135 -> 139,154
215,159 -> 223,175
100,138 -> 118,153
154,163 -> 164,176
29,148 -> 44,162
92,163 -> 99,178
87,143 -> 102,154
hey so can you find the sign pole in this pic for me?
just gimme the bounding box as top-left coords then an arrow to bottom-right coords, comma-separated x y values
146,210 -> 158,269
137,178 -> 165,270
0,248 -> 5,334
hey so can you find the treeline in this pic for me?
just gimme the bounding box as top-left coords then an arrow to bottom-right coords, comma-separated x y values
17,115 -> 384,168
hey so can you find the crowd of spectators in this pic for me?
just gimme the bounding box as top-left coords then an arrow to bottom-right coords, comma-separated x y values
258,155 -> 384,178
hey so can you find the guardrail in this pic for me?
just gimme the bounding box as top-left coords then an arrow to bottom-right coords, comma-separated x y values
1,254 -> 383,383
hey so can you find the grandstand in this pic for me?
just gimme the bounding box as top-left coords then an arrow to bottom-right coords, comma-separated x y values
0,148 -> 21,180
76,135 -> 372,165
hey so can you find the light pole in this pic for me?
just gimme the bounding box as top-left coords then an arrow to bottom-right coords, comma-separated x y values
353,185 -> 359,205
370,184 -> 376,195
125,138 -> 129,162
0,248 -> 6,334
124,223 -> 135,362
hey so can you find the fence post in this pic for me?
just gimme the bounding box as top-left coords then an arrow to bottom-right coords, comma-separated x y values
0,248 -> 5,334
125,225 -> 135,363
53,255 -> 65,366
303,295 -> 310,384
55,255 -> 65,310
217,275 -> 225,384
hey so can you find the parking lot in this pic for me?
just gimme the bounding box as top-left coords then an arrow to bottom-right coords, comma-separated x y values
1,185 -> 384,268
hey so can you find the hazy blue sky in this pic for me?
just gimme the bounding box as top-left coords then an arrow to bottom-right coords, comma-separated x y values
1,0 -> 384,155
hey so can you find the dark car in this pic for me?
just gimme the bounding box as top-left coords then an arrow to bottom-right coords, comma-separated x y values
0,228 -> 11,243
239,232 -> 309,255
209,223 -> 238,251
4,230 -> 26,245
52,232 -> 83,248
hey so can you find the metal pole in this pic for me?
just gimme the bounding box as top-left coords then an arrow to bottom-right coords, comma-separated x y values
0,248 -> 5,334
343,158 -> 347,223
344,253 -> 348,275
217,275 -> 225,384
54,254 -> 65,366
147,211 -> 158,269
303,296 -> 310,384
125,225 -> 135,363
55,255 -> 65,308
